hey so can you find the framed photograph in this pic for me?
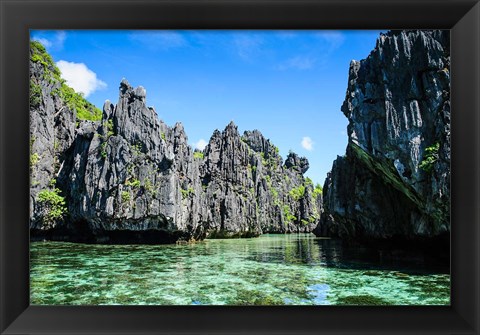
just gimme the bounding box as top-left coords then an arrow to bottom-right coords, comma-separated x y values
1,0 -> 479,334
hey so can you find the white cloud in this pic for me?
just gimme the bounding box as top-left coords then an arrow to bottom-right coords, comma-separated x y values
301,137 -> 314,151
194,139 -> 208,150
56,60 -> 107,98
32,31 -> 66,50
277,56 -> 316,71
129,31 -> 186,50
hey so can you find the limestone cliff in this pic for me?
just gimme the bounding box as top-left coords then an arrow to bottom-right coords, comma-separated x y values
29,41 -> 321,243
29,42 -> 77,232
314,30 -> 450,247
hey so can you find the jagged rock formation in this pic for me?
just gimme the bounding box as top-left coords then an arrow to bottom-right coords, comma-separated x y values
29,42 -> 321,243
314,30 -> 450,248
201,126 -> 321,238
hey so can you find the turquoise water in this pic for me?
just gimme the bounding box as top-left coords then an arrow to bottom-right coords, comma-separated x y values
30,234 -> 450,305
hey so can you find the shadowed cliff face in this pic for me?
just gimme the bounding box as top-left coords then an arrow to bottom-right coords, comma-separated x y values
314,30 -> 450,247
29,43 -> 321,243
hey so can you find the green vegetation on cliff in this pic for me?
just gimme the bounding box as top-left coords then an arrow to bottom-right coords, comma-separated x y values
29,81 -> 42,108
419,143 -> 440,172
313,183 -> 323,198
30,41 -> 102,121
30,41 -> 61,79
60,85 -> 102,121
289,185 -> 305,201
37,186 -> 67,227
193,151 -> 204,159
181,187 -> 195,199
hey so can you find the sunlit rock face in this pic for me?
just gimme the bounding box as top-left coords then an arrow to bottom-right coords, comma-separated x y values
29,44 -> 321,243
315,30 -> 450,247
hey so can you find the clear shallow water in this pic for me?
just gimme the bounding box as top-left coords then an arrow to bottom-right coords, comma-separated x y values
30,234 -> 450,305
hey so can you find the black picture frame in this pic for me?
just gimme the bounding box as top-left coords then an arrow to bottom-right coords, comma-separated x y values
1,0 -> 479,334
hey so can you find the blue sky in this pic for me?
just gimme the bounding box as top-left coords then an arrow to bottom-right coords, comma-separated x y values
31,30 -> 384,185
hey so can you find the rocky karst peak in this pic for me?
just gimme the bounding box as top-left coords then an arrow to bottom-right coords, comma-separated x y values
285,152 -> 309,174
29,52 -> 321,243
315,30 -> 450,253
